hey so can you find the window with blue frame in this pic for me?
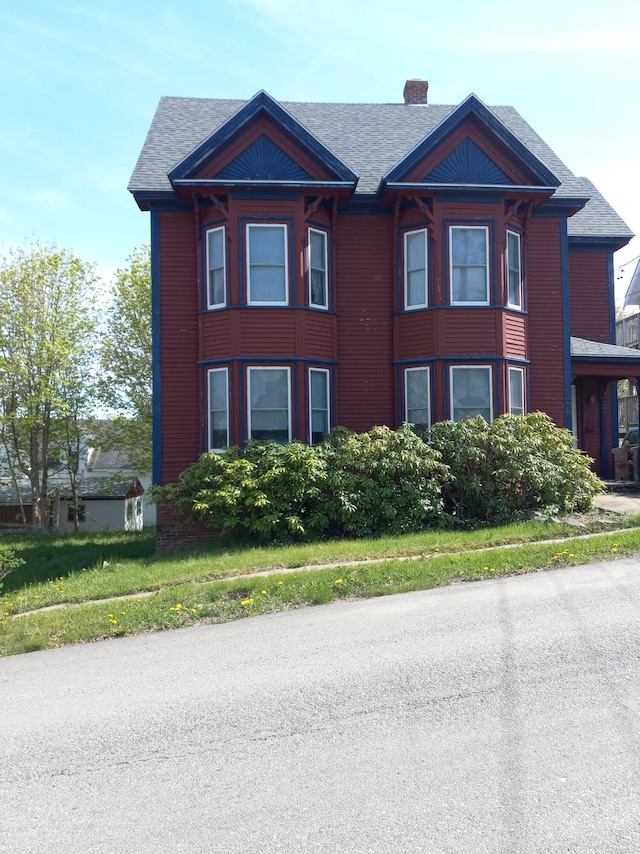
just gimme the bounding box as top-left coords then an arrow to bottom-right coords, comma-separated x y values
247,366 -> 291,443
506,230 -> 522,309
508,366 -> 525,415
208,367 -> 229,451
247,224 -> 288,305
308,228 -> 328,309
206,226 -> 226,309
450,226 -> 489,305
404,367 -> 431,433
450,365 -> 493,422
404,229 -> 428,309
309,368 -> 330,444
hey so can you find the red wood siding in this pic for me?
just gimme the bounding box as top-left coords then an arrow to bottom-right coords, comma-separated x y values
396,312 -> 435,359
503,312 -> 527,360
568,250 -> 611,342
159,211 -> 201,483
526,218 -> 566,427
442,309 -> 498,354
335,214 -> 394,431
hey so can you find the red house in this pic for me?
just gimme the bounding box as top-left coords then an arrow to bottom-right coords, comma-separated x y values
129,80 -> 640,545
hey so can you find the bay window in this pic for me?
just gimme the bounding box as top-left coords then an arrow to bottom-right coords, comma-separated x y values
450,365 -> 493,422
247,367 -> 291,443
404,367 -> 431,433
247,223 -> 288,305
506,230 -> 522,309
450,225 -> 489,305
509,366 -> 525,415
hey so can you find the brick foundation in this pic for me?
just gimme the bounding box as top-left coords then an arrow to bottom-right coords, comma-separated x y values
155,501 -> 219,553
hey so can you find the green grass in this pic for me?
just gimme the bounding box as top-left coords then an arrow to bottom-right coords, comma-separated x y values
1,516 -> 640,656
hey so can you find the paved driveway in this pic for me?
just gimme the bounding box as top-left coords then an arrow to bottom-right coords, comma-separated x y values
2,557 -> 640,853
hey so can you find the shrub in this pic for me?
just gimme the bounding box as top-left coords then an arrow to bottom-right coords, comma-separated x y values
429,412 -> 601,524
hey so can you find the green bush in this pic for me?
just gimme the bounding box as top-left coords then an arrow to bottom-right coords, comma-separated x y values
429,412 -> 601,524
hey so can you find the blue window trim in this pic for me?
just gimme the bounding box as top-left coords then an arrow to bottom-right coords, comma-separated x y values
201,220 -> 228,311
444,219 -> 496,307
397,223 -> 431,311
239,216 -> 295,307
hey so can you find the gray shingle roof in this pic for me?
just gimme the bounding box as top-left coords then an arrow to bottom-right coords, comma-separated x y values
129,95 -> 633,241
571,337 -> 640,360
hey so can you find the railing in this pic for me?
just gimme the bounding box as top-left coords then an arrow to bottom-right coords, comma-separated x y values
616,314 -> 640,348
619,395 -> 639,432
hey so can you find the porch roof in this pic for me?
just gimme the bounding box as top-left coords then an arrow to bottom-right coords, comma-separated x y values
571,336 -> 640,378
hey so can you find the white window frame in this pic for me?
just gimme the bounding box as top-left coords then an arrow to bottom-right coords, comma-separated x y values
508,366 -> 525,416
308,228 -> 329,310
449,225 -> 490,306
309,368 -> 330,445
206,226 -> 226,309
247,366 -> 291,443
246,223 -> 289,306
404,366 -> 431,432
506,230 -> 522,309
404,228 -> 428,310
449,365 -> 494,422
208,367 -> 229,452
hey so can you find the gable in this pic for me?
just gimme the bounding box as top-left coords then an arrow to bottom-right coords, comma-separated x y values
169,90 -> 357,190
382,94 -> 560,192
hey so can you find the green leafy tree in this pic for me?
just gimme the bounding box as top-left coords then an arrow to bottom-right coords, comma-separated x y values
99,246 -> 152,475
0,242 -> 99,530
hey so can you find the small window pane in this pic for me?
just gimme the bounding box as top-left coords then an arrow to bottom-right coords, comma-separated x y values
405,230 -> 427,308
405,368 -> 430,433
451,367 -> 492,422
207,228 -> 225,307
209,369 -> 228,450
507,231 -> 522,308
309,230 -> 328,308
249,368 -> 290,443
451,226 -> 488,304
310,369 -> 329,444
509,368 -> 524,415
248,225 -> 287,304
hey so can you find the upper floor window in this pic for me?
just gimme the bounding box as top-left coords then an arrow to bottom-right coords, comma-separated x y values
246,224 -> 288,305
450,226 -> 489,305
506,230 -> 522,309
508,366 -> 525,415
404,229 -> 428,309
208,367 -> 229,451
450,365 -> 493,422
404,366 -> 431,433
308,228 -> 328,309
206,226 -> 226,309
309,368 -> 330,444
247,366 -> 291,443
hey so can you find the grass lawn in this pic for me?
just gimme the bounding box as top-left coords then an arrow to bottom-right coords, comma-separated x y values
1,513 -> 640,656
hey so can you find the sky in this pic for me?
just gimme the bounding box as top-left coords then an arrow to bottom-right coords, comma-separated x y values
1,0 -> 640,304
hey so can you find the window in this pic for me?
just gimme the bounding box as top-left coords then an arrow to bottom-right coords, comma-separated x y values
404,229 -> 428,309
309,368 -> 330,444
67,503 -> 86,523
206,226 -> 226,308
450,226 -> 489,305
404,367 -> 431,433
208,368 -> 229,451
506,230 -> 522,309
509,366 -> 525,415
248,367 -> 291,443
247,224 -> 288,304
450,366 -> 493,422
308,228 -> 328,309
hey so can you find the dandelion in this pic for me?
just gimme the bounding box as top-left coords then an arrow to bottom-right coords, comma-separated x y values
489,568 -> 496,573
334,579 -> 343,585
107,613 -> 114,618
483,566 -> 489,572
569,554 -> 575,558
109,619 -> 118,625
240,598 -> 253,606
612,547 -> 619,553
120,611 -> 126,615
277,581 -> 283,585
191,608 -> 197,613
261,590 -> 267,595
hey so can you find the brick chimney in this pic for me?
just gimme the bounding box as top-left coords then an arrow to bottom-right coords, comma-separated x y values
403,79 -> 429,105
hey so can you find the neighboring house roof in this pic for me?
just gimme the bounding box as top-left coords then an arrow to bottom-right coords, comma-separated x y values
86,447 -> 133,472
129,93 -> 633,242
0,477 -> 144,504
571,337 -> 640,361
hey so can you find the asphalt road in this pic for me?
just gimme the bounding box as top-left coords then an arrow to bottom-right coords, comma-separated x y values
2,557 -> 640,853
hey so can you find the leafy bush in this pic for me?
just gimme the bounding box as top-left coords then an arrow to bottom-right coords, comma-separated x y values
320,424 -> 449,537
0,544 -> 25,592
429,412 -> 601,524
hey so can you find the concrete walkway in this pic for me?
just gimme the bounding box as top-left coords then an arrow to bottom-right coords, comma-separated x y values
594,491 -> 640,515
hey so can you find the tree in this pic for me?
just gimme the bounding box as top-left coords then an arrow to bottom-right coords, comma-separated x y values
0,243 -> 99,530
99,245 -> 152,475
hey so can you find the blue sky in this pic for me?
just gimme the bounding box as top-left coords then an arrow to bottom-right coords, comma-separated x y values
2,0 -> 639,302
